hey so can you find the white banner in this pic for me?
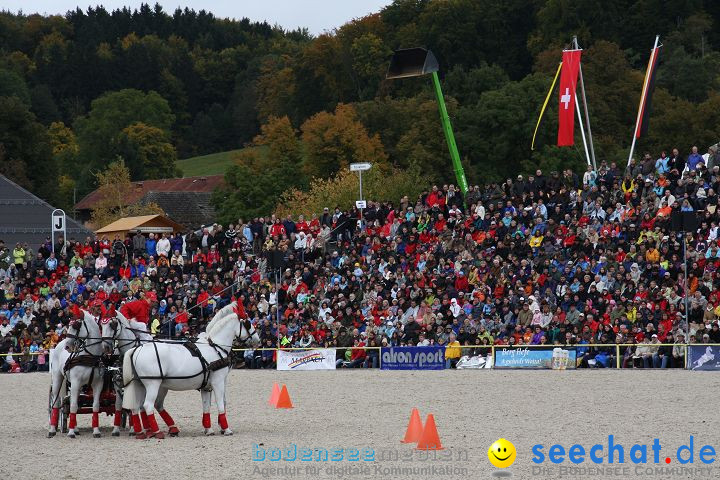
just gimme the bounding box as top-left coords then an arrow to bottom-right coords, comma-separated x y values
277,349 -> 336,371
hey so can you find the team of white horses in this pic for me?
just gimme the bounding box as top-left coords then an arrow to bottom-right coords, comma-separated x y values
48,301 -> 260,438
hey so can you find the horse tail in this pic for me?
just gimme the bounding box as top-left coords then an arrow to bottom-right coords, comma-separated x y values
122,347 -> 139,411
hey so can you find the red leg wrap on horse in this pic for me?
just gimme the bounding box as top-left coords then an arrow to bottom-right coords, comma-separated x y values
140,411 -> 149,430
50,408 -> 59,427
202,412 -> 211,429
92,412 -> 99,429
69,413 -> 77,430
132,414 -> 143,433
114,409 -> 123,427
218,413 -> 229,430
159,409 -> 175,427
147,413 -> 160,433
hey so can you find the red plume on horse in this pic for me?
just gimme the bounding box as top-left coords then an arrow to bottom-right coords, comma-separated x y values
233,301 -> 248,320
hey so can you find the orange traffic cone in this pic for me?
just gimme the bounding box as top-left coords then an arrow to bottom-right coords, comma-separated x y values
416,414 -> 443,450
275,384 -> 294,409
268,383 -> 280,406
401,408 -> 423,443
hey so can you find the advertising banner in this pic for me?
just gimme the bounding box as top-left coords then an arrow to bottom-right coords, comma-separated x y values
277,349 -> 336,371
380,346 -> 446,370
494,347 -> 576,369
688,345 -> 720,371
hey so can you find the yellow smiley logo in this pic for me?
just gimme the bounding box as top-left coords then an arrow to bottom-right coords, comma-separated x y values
488,438 -> 516,468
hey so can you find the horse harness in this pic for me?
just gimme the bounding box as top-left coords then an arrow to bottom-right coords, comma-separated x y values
126,316 -> 255,391
129,336 -> 236,391
183,339 -> 234,390
63,317 -> 106,384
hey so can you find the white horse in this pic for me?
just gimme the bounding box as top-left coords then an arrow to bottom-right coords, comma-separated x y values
122,302 -> 259,437
101,312 -> 180,437
48,310 -> 105,438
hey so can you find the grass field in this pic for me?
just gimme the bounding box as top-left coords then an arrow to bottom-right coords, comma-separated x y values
176,147 -> 267,177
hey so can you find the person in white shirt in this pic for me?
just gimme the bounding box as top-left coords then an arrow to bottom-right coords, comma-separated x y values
156,234 -> 171,257
69,264 -> 83,279
474,201 -> 486,220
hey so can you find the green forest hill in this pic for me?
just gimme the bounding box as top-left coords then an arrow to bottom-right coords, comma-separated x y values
1,1 -> 719,222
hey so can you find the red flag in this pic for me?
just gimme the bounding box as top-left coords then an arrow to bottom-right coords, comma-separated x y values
557,49 -> 582,146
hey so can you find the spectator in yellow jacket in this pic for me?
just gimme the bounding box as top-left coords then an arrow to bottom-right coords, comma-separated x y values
12,244 -> 25,266
445,333 -> 461,368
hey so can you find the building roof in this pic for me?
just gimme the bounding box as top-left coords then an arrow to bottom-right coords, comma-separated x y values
140,191 -> 216,228
95,215 -> 184,234
0,174 -> 94,248
74,175 -> 224,211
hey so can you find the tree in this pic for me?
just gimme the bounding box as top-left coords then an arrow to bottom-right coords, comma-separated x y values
0,96 -> 58,202
118,122 -> 180,179
73,89 -> 175,191
355,94 -> 460,182
252,116 -> 303,173
212,116 -> 306,223
90,161 -> 164,228
30,84 -> 61,124
0,68 -> 31,105
275,167 -> 429,218
349,33 -> 391,100
300,103 -> 388,179
48,121 -> 79,171
212,163 -> 277,224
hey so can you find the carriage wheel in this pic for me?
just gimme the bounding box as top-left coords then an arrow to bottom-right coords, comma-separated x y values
59,402 -> 69,434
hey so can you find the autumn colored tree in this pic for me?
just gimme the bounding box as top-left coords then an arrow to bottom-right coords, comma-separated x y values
274,167 -> 428,218
48,121 -> 78,170
301,103 -> 388,179
89,160 -> 164,228
118,122 -> 180,179
213,116 -> 306,223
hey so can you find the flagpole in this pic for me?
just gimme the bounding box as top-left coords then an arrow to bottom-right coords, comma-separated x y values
574,36 -> 596,171
627,35 -> 660,166
531,62 -> 563,151
575,96 -> 591,167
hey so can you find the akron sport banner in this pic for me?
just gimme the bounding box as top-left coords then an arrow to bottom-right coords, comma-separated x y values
277,349 -> 336,371
380,346 -> 446,370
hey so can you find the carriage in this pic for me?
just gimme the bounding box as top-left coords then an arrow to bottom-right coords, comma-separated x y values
47,302 -> 258,438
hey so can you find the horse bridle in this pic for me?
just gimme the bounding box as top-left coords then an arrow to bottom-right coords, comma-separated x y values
101,317 -> 144,352
66,317 -> 104,357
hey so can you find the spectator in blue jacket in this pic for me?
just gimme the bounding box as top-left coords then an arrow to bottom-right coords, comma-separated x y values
687,146 -> 704,170
145,233 -> 157,257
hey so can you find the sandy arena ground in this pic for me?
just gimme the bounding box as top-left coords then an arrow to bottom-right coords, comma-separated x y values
0,370 -> 718,480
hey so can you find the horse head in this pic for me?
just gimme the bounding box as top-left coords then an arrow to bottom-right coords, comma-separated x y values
239,316 -> 260,347
100,317 -> 119,354
66,312 -> 101,355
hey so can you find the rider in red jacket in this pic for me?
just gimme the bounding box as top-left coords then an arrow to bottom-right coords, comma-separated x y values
119,291 -> 157,331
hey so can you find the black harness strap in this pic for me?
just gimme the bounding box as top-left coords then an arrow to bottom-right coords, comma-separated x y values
183,342 -> 211,389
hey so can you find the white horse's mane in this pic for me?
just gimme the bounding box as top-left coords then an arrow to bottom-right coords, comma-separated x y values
79,311 -> 101,335
114,311 -> 153,341
204,301 -> 238,338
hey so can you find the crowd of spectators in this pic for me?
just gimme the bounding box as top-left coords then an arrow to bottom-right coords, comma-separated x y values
1,145 -> 720,371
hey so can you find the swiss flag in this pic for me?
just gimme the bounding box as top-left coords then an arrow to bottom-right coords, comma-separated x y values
557,49 -> 582,146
